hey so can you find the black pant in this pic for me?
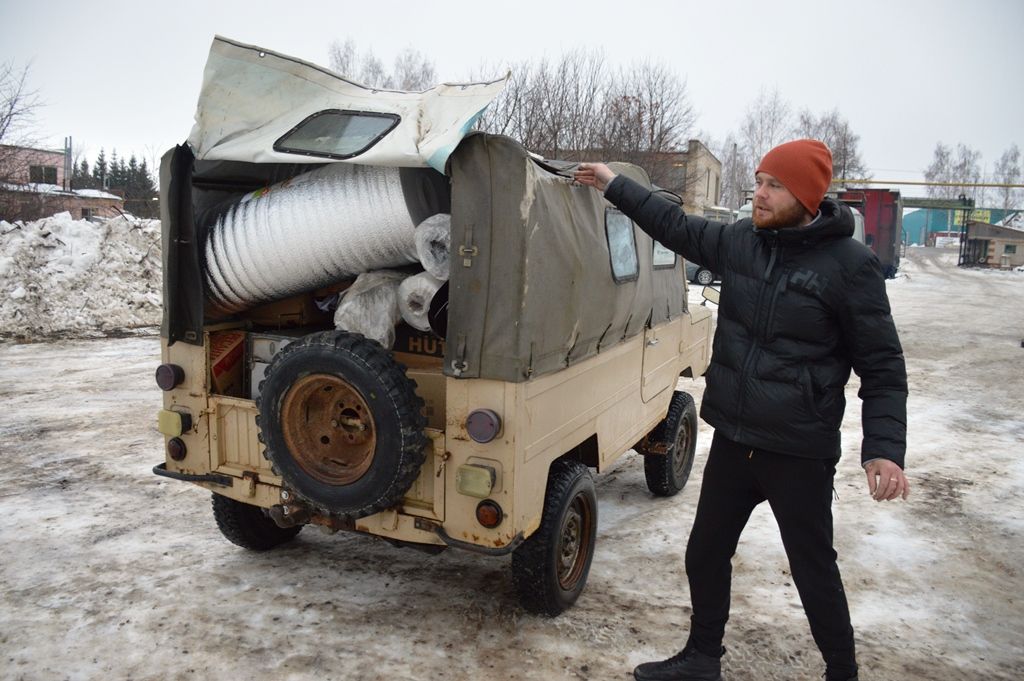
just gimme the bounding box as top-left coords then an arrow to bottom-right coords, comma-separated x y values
685,431 -> 857,677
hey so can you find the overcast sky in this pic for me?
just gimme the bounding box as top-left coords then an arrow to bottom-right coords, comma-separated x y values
3,0 -> 1022,185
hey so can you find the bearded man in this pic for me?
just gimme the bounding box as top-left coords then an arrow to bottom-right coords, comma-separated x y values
574,140 -> 909,681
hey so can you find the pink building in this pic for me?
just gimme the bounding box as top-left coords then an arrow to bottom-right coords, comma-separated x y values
0,144 -> 124,221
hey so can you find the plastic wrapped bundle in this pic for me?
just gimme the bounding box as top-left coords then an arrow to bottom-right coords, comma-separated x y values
398,272 -> 444,332
414,213 -> 451,281
204,163 -> 421,315
333,270 -> 405,348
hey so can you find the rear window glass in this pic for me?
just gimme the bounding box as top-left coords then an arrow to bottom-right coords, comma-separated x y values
653,241 -> 676,269
274,110 -> 400,159
605,209 -> 639,283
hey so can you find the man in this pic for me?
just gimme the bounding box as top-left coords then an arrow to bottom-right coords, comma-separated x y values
574,139 -> 909,681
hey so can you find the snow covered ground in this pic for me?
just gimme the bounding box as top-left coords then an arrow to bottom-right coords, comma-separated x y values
0,245 -> 1022,680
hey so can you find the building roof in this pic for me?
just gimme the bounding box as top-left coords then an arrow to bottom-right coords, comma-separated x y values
1,182 -> 122,201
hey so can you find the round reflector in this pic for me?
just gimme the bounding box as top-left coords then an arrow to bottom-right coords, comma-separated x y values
155,364 -> 185,391
466,409 -> 501,443
476,500 -> 503,528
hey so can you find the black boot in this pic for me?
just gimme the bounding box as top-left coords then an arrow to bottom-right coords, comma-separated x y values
823,672 -> 859,681
633,644 -> 723,681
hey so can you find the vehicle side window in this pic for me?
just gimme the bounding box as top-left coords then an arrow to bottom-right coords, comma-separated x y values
274,110 -> 401,159
653,241 -> 676,269
605,209 -> 639,283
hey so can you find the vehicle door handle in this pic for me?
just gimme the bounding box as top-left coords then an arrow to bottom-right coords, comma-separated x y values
647,338 -> 660,347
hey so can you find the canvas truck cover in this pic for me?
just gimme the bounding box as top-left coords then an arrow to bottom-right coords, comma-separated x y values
187,36 -> 507,172
445,133 -> 686,382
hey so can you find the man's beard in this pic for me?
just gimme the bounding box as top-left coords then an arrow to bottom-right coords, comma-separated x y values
753,200 -> 808,229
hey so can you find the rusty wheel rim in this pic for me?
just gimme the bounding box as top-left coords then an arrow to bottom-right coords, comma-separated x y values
281,373 -> 376,486
673,415 -> 694,480
556,493 -> 594,590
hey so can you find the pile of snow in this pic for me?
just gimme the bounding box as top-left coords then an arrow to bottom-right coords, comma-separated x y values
0,212 -> 161,339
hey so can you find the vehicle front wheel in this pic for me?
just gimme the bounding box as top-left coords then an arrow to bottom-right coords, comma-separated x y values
694,268 -> 715,286
512,459 -> 598,616
212,493 -> 302,550
640,391 -> 698,496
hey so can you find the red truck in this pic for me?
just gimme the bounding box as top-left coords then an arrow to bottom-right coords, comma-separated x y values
837,188 -> 903,278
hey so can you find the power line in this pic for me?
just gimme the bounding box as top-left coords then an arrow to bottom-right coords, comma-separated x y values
835,179 -> 1024,188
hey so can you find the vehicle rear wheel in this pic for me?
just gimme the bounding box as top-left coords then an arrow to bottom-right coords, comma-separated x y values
512,459 -> 598,616
640,391 -> 698,496
211,493 -> 302,550
257,330 -> 427,520
694,268 -> 715,286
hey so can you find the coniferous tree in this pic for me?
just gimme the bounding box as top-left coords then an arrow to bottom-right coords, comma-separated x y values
108,149 -> 119,188
92,148 -> 108,187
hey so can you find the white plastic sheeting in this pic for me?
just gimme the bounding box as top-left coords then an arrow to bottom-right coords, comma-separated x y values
333,270 -> 405,348
414,213 -> 451,281
204,163 -> 419,314
398,272 -> 444,332
188,36 -> 507,172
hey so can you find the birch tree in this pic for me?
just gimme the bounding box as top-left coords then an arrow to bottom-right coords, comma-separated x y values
991,144 -> 1020,211
794,108 -> 869,182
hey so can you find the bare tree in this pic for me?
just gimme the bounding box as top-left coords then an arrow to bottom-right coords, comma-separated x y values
327,39 -> 358,81
924,142 -> 984,203
473,50 -> 608,160
327,38 -> 436,91
738,87 -> 792,175
393,48 -> 436,91
0,61 -> 42,183
596,60 -> 695,186
794,108 -> 869,183
923,142 -> 954,198
991,143 -> 1021,211
715,132 -> 751,209
474,52 -> 695,189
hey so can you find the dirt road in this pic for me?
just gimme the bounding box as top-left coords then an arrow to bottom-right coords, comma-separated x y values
1,247 -> 1021,680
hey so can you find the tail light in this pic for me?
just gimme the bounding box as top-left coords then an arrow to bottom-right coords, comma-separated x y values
466,409 -> 501,443
476,500 -> 503,528
155,364 -> 185,391
167,437 -> 187,461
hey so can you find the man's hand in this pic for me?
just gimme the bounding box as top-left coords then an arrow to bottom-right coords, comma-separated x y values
574,163 -> 617,193
864,459 -> 910,501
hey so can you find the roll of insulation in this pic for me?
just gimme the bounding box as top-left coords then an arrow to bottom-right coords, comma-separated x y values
333,270 -> 405,349
398,272 -> 444,332
203,164 -> 448,314
414,213 -> 451,281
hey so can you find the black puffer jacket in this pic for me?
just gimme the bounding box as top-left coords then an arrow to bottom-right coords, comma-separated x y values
606,175 -> 908,467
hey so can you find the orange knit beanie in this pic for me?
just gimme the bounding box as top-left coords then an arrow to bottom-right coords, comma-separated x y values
756,139 -> 833,214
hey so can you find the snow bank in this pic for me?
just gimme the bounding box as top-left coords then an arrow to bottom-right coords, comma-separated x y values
0,212 -> 161,339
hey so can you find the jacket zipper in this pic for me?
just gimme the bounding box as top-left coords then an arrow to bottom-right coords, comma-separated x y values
763,269 -> 788,343
734,240 -> 779,439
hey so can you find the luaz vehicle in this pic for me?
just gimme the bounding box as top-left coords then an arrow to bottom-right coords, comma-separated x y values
153,36 -> 713,615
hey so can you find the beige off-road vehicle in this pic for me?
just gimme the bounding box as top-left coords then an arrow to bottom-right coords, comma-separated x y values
154,37 -> 712,615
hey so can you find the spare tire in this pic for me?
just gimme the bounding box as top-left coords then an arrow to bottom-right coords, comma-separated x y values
256,330 -> 428,519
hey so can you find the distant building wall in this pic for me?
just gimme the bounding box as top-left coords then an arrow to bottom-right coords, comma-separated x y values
0,145 -> 66,187
680,140 -> 721,215
963,221 -> 1024,269
904,208 -> 1019,245
0,186 -> 122,222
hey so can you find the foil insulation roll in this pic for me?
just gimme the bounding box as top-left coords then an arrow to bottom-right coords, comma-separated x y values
204,163 -> 435,314
414,213 -> 451,281
398,272 -> 444,332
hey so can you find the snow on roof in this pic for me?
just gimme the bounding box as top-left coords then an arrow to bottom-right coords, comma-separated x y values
0,182 -> 121,201
74,189 -> 123,200
995,211 -> 1023,231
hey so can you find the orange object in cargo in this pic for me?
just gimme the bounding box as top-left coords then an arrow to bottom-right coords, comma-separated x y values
209,330 -> 245,396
